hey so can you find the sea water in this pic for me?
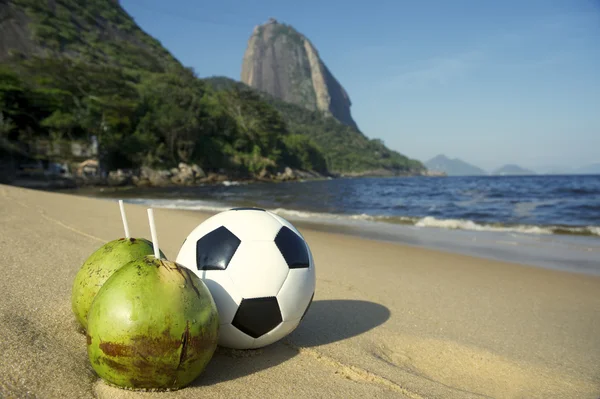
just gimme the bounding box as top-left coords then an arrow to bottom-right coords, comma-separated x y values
86,175 -> 600,276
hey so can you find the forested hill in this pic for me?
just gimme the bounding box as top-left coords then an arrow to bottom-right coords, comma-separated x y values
0,0 -> 424,181
0,0 -> 179,71
206,77 -> 424,174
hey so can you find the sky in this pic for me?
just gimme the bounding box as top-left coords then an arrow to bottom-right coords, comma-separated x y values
120,0 -> 600,172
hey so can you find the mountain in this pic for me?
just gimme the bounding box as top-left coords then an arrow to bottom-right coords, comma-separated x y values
493,164 -> 535,176
0,0 -> 179,72
241,18 -> 358,129
425,155 -> 487,176
0,1 -> 424,182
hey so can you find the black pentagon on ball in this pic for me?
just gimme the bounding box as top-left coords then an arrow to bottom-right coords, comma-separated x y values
274,226 -> 310,269
196,226 -> 241,270
232,297 -> 283,338
230,207 -> 266,211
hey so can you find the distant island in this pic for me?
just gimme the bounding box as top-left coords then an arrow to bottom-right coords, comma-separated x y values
492,164 -> 536,176
425,155 -> 487,176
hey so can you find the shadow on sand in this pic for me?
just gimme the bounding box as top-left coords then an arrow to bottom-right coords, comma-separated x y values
196,299 -> 390,385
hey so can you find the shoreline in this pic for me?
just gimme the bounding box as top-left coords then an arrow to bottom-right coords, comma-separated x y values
1,184 -> 599,399
61,188 -> 600,277
4,167 -> 437,192
55,181 -> 600,237
282,217 -> 600,277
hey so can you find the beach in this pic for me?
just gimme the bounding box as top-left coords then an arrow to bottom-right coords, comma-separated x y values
1,183 -> 599,399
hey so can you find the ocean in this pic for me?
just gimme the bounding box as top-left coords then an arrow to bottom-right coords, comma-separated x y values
81,175 -> 600,276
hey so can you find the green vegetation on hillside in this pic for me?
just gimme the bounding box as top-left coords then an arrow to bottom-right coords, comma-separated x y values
0,57 -> 328,177
1,0 -> 423,178
12,0 -> 178,72
206,77 -> 424,173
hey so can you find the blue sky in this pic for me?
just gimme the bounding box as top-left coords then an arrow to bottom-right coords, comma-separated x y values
120,0 -> 600,172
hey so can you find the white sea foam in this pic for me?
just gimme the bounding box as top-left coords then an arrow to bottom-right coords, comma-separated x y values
587,226 -> 600,236
270,208 -> 375,222
123,198 -> 230,213
221,180 -> 244,186
118,198 -> 600,237
414,216 -> 553,235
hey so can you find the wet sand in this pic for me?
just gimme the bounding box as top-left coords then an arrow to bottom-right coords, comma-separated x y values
1,184 -> 599,398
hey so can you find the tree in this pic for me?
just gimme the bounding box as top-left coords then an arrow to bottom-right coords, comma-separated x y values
135,72 -> 209,165
0,113 -> 15,138
218,87 -> 286,160
281,134 -> 327,172
40,110 -> 78,140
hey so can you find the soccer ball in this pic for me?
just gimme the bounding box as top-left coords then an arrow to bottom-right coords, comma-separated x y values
176,208 -> 316,349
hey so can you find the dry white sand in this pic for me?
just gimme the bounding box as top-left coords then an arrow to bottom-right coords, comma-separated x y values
1,184 -> 599,399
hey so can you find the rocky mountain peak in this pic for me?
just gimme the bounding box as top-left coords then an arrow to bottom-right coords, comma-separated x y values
241,19 -> 358,129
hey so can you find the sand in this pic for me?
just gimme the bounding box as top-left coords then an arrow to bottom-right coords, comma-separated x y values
0,183 -> 599,399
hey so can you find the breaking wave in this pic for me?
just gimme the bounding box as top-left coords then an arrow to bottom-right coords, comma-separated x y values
120,198 -> 600,238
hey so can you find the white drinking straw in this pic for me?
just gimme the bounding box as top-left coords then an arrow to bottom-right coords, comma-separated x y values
118,200 -> 130,239
147,208 -> 160,258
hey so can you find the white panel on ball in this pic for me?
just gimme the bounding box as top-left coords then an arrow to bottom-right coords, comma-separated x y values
216,210 -> 282,241
174,240 -> 197,271
276,268 -> 315,321
251,319 -> 301,349
218,323 -> 255,349
225,241 -> 290,299
199,271 -> 243,325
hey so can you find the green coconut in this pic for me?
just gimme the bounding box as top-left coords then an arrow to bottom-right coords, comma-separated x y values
71,237 -> 165,330
86,255 -> 219,391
